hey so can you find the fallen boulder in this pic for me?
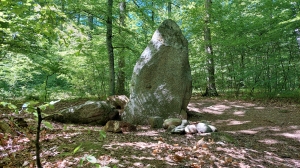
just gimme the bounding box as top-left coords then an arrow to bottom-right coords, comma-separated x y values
44,101 -> 119,125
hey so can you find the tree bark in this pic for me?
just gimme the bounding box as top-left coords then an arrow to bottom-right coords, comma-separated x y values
167,1 -> 171,18
35,107 -> 42,168
116,1 -> 126,95
203,0 -> 218,97
107,0 -> 115,95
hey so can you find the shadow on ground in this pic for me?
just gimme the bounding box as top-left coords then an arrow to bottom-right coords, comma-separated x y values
188,97 -> 300,167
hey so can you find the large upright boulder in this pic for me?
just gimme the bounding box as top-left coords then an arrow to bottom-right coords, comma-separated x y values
122,19 -> 192,124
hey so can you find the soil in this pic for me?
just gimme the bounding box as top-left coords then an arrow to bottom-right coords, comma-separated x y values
0,96 -> 300,168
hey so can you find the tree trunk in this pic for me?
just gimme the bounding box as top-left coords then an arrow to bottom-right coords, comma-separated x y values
116,1 -> 126,95
88,15 -> 93,40
203,0 -> 218,97
167,1 -> 171,18
151,1 -> 154,22
107,0 -> 115,96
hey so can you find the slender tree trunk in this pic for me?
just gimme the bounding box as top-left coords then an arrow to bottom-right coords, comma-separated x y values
35,107 -> 42,168
116,1 -> 126,94
167,1 -> 171,18
107,0 -> 115,95
88,15 -> 93,40
151,1 -> 154,22
203,0 -> 218,97
77,14 -> 80,24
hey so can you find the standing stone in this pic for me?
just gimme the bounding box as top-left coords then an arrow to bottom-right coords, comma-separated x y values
123,19 -> 192,124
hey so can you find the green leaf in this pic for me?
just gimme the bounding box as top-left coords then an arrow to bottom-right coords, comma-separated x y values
79,157 -> 85,166
39,104 -> 49,111
0,102 -> 8,106
86,155 -> 97,164
42,121 -> 53,129
33,112 -> 38,117
99,130 -> 106,138
73,144 -> 82,154
8,103 -> 17,110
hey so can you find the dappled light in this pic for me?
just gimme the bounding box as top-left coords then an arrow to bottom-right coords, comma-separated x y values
227,120 -> 251,126
258,138 -> 281,145
277,129 -> 300,141
203,104 -> 231,114
1,98 -> 300,167
233,110 -> 246,116
214,119 -> 251,126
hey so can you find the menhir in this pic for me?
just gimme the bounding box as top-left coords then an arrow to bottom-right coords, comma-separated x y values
122,19 -> 192,124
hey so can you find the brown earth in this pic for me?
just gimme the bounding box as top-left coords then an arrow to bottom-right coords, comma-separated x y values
0,96 -> 300,168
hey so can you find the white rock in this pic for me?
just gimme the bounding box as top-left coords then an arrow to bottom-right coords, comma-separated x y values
196,123 -> 212,133
208,125 -> 217,132
184,124 -> 197,134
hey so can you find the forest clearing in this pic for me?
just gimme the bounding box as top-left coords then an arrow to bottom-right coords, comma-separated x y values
1,1 -> 300,167
1,96 -> 300,168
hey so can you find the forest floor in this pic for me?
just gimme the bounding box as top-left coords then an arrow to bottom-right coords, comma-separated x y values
1,96 -> 300,168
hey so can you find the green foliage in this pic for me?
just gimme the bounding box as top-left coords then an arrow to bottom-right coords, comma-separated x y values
1,0 -> 299,100
0,102 -> 18,113
99,130 -> 106,141
73,144 -> 82,154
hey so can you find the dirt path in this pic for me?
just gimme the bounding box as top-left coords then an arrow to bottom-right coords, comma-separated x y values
1,97 -> 300,167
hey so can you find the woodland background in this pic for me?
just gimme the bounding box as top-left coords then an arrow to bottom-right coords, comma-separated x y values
1,0 -> 300,101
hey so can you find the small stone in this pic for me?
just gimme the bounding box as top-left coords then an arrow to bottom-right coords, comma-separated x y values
171,125 -> 185,134
166,125 -> 176,132
148,116 -> 164,128
196,123 -> 212,133
185,124 -> 197,134
208,125 -> 217,132
103,120 -> 136,133
163,118 -> 182,129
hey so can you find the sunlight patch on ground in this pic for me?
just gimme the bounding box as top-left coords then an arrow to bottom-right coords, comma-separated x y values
241,103 -> 256,107
237,130 -> 258,134
227,120 -> 251,126
233,110 -> 246,116
231,105 -> 246,108
103,142 -> 158,150
254,106 -> 265,109
276,130 -> 300,141
187,103 -> 204,113
215,119 -> 250,126
268,126 -> 281,132
135,130 -> 160,136
258,138 -> 281,145
202,104 -> 232,114
215,146 -> 247,160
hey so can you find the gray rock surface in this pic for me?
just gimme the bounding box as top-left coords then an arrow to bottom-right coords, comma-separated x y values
163,118 -> 182,129
106,95 -> 129,115
123,19 -> 192,124
44,101 -> 119,125
148,116 -> 164,128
